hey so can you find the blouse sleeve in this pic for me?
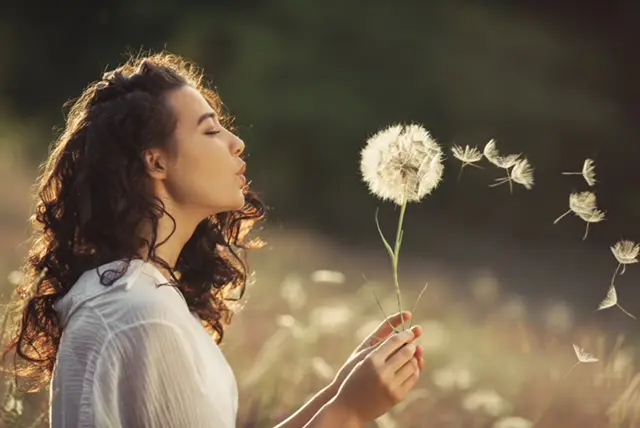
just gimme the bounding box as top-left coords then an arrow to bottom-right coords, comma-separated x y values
92,319 -> 228,428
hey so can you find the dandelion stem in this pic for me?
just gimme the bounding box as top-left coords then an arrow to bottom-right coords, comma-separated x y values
375,207 -> 394,261
393,200 -> 408,329
553,210 -> 571,224
616,303 -> 637,319
583,222 -> 590,240
457,164 -> 465,181
561,172 -> 581,176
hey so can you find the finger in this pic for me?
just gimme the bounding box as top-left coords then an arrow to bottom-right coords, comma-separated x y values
375,329 -> 415,360
387,342 -> 417,371
397,363 -> 420,395
415,345 -> 425,371
362,311 -> 412,347
395,357 -> 420,384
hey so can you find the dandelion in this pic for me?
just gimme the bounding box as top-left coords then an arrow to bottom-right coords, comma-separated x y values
610,240 -> 640,285
562,158 -> 596,186
553,191 -> 605,240
483,139 -> 522,193
489,157 -> 535,191
360,123 -> 444,329
310,269 -> 346,285
492,416 -> 534,428
451,144 -> 483,180
565,344 -> 599,377
462,389 -> 511,417
596,284 -> 636,319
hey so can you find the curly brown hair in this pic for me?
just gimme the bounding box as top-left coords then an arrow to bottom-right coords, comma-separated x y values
3,51 -> 265,392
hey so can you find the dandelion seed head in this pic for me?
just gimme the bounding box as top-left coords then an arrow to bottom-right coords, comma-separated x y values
452,144 -> 483,164
582,158 -> 597,186
573,344 -> 599,363
510,158 -> 534,189
360,123 -> 444,205
611,240 -> 640,265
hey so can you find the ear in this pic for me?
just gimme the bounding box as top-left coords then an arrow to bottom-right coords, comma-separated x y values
143,148 -> 168,180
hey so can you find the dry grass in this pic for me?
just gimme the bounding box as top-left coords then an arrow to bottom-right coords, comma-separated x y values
1,230 -> 640,428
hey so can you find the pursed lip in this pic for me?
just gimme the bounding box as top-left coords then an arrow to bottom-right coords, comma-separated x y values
236,162 -> 247,186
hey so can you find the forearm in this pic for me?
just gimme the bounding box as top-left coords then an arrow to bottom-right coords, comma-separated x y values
274,394 -> 363,428
273,385 -> 336,428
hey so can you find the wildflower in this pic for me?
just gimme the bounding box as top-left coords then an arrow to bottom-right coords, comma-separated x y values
280,274 -> 307,310
562,158 -> 596,186
432,364 -> 474,391
309,304 -> 352,332
451,144 -> 483,179
493,416 -> 534,428
564,344 -> 599,377
553,191 -> 605,240
360,123 -> 444,329
597,284 -> 636,319
462,389 -> 511,417
360,123 -> 444,206
310,269 -> 345,285
417,319 -> 450,353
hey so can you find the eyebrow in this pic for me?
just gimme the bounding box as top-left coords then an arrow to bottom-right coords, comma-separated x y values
197,112 -> 216,126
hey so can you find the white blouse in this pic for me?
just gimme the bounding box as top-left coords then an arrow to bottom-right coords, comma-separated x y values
50,259 -> 238,428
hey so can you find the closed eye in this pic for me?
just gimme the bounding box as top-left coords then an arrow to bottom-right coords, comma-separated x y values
205,130 -> 220,136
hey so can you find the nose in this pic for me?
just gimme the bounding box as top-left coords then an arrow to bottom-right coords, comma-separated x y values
230,133 -> 245,156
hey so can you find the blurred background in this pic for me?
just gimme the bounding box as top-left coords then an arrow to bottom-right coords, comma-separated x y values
1,1 -> 639,427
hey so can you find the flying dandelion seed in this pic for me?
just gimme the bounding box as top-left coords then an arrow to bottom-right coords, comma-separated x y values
451,144 -> 483,180
562,158 -> 596,186
565,344 -> 599,377
483,139 -> 522,193
489,157 -> 535,191
596,284 -> 636,319
360,123 -> 444,329
610,240 -> 640,285
553,191 -> 604,240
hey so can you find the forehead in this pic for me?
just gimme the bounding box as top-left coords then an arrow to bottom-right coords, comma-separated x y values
167,85 -> 214,123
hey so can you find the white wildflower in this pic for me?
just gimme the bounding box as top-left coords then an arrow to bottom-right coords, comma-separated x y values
553,191 -> 605,240
310,357 -> 335,380
280,274 -> 307,310
597,284 -> 636,319
451,144 -> 483,179
493,416 -> 534,428
310,304 -> 352,332
418,319 -> 450,353
360,123 -> 444,205
562,158 -> 596,186
432,364 -> 474,391
310,269 -> 346,285
462,389 -> 511,417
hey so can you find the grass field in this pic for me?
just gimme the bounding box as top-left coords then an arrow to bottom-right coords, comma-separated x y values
1,154 -> 639,427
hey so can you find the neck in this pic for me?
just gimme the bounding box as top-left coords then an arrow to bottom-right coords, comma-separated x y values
142,201 -> 206,272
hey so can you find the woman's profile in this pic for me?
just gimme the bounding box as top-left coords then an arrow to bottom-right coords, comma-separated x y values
4,52 -> 424,428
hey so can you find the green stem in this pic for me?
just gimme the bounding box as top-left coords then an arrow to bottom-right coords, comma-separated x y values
393,200 -> 408,330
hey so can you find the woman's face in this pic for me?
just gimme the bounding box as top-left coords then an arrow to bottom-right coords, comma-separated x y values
156,85 -> 246,217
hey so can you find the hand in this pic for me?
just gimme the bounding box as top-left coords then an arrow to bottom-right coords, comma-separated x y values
328,312 -> 425,395
333,328 -> 422,423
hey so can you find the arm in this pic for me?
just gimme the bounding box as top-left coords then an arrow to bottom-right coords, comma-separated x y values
93,320 -> 232,428
276,394 -> 363,428
273,384 -> 342,428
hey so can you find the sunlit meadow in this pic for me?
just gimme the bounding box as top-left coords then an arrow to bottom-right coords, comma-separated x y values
2,131 -> 640,428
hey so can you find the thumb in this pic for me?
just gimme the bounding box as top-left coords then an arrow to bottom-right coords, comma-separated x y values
359,311 -> 411,350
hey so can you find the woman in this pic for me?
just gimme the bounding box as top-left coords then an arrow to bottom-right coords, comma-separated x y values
4,52 -> 424,427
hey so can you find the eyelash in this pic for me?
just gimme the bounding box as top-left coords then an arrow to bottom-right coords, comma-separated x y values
205,130 -> 220,136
